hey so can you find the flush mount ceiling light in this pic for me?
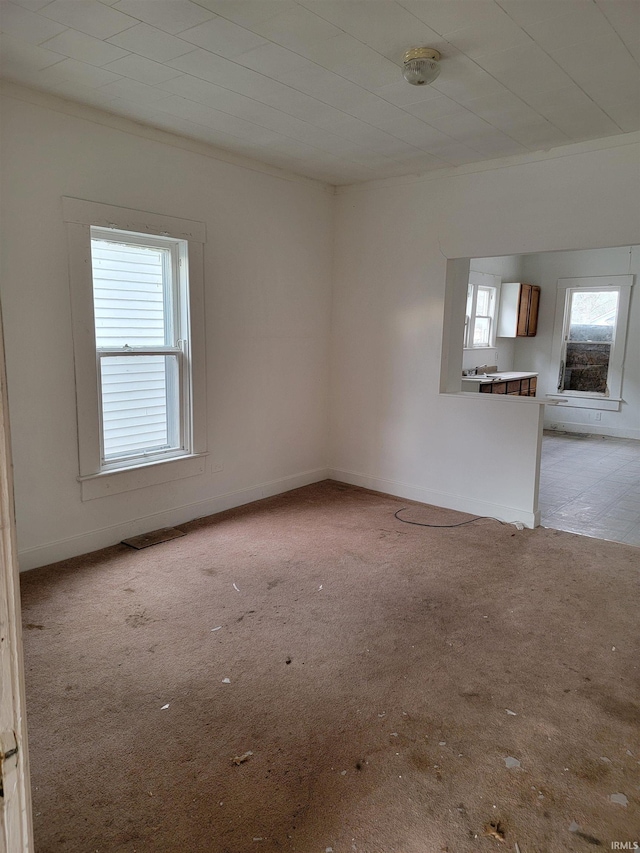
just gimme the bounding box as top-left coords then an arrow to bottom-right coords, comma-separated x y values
402,47 -> 441,86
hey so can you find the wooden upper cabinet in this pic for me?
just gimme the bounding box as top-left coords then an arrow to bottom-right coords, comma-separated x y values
526,285 -> 540,336
498,283 -> 541,337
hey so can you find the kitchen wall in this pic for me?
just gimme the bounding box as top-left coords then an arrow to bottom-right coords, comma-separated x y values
0,88 -> 334,570
330,135 -> 640,528
516,246 -> 640,439
463,254 -> 524,374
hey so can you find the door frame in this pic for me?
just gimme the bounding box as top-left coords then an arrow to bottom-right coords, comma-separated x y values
0,298 -> 33,852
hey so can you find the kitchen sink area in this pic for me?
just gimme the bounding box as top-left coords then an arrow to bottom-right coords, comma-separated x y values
461,270 -> 542,398
462,368 -> 538,397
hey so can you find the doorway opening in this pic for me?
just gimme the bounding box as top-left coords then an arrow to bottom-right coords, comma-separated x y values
442,243 -> 638,542
539,431 -> 640,545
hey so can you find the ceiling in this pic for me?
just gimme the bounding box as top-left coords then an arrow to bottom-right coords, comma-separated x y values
1,0 -> 639,185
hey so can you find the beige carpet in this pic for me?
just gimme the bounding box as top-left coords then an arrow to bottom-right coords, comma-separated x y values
20,481 -> 639,852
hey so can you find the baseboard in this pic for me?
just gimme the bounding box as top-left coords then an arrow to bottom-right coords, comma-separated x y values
328,469 -> 539,529
18,467 -> 330,572
544,421 -> 640,440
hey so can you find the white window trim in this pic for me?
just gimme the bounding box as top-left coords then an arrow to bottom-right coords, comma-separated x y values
464,271 -> 500,350
64,198 -> 207,500
548,275 -> 634,411
91,228 -> 187,470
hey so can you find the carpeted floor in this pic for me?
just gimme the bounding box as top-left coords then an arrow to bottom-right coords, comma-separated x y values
20,481 -> 639,852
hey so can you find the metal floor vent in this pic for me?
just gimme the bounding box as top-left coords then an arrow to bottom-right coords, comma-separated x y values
122,527 -> 186,550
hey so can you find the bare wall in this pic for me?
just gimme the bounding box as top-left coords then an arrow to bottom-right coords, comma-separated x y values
2,85 -> 639,567
0,91 -> 334,570
329,139 -> 640,524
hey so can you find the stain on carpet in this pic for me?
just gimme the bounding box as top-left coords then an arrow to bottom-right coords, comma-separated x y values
125,610 -> 154,628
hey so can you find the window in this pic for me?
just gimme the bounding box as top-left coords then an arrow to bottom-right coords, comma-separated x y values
558,288 -> 619,394
549,275 -> 634,410
465,272 -> 498,348
91,230 -> 188,468
64,199 -> 207,500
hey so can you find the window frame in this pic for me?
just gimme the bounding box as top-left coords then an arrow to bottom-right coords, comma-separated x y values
548,275 -> 634,410
64,198 -> 207,500
91,229 -> 188,470
464,271 -> 500,350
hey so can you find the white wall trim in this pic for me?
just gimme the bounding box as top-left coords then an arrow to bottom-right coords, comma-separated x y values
328,469 -> 539,529
79,453 -> 210,501
62,197 -> 206,242
4,82 -> 636,199
545,395 -> 621,411
18,467 -> 330,572
0,81 -> 333,195
543,423 -> 640,441
336,131 -> 640,195
550,274 -> 634,404
65,201 -> 209,486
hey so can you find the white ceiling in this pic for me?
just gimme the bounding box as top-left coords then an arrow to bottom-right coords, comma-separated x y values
1,0 -> 639,185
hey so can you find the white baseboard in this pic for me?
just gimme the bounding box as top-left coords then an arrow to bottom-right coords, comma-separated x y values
328,468 -> 539,529
544,421 -> 640,440
18,467 -> 330,572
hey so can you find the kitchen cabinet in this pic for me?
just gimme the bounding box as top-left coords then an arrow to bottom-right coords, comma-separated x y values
479,376 -> 537,396
497,283 -> 540,337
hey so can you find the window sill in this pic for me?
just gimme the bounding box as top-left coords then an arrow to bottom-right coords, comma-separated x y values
545,394 -> 622,412
78,452 -> 209,501
442,391 -> 546,405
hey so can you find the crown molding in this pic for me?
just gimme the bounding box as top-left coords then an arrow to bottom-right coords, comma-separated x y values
336,130 -> 640,196
0,80 -> 335,195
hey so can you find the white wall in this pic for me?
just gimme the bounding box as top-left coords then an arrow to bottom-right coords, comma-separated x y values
2,85 -> 640,568
517,246 -> 640,439
329,139 -> 640,526
0,90 -> 334,570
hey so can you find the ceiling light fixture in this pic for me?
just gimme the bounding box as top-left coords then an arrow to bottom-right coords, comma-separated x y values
402,47 -> 441,86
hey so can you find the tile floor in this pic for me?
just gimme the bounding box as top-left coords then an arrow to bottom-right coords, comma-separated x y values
539,431 -> 640,546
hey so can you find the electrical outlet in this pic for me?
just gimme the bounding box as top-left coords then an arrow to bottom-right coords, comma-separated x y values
594,411 -> 602,421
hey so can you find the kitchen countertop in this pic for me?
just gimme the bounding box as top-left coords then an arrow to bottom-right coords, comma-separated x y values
461,371 -> 538,384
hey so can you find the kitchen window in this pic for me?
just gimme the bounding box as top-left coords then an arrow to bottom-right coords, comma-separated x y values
558,288 -> 619,394
549,275 -> 634,410
64,198 -> 207,500
465,272 -> 499,348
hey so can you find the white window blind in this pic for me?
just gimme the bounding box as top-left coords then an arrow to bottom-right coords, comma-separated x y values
90,233 -> 184,466
92,240 -> 168,347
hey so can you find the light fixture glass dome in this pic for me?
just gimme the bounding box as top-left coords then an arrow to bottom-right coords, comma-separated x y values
402,47 -> 441,86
